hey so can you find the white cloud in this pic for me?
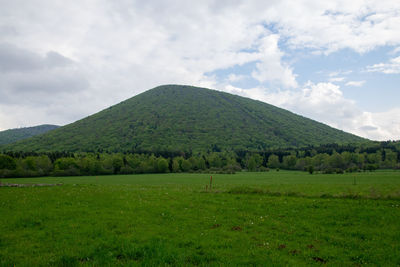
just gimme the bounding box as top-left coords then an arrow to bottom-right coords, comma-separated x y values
0,43 -> 73,72
326,70 -> 352,83
251,35 -> 298,88
265,0 -> 400,54
365,108 -> 400,140
329,77 -> 345,82
389,46 -> 400,55
328,70 -> 353,77
366,56 -> 400,74
345,80 -> 366,87
328,71 -> 340,77
227,74 -> 246,82
0,43 -> 91,131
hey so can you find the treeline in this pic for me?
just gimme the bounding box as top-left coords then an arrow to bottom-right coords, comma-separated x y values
0,152 -> 241,178
1,142 -> 399,178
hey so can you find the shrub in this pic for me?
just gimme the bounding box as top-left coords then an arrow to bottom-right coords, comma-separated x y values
120,165 -> 134,174
335,168 -> 344,174
180,160 -> 192,172
307,165 -> 314,174
156,158 -> 169,173
259,166 -> 269,172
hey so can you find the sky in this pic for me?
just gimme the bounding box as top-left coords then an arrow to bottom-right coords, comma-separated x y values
0,0 -> 399,141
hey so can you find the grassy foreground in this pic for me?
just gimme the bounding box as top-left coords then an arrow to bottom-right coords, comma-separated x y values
1,171 -> 400,266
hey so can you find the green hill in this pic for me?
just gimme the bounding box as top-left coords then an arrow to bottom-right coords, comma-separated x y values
2,85 -> 366,152
0,124 -> 59,145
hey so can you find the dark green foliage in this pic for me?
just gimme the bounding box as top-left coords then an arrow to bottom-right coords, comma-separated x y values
2,85 -> 365,152
0,154 -> 16,170
156,158 -> 169,173
282,154 -> 297,169
54,157 -> 80,176
307,165 -> 314,174
246,153 -> 263,171
172,158 -> 180,173
180,159 -> 192,172
0,124 -> 59,145
1,141 -> 399,178
267,154 -> 280,168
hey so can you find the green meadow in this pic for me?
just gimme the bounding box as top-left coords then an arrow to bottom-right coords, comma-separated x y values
1,171 -> 400,266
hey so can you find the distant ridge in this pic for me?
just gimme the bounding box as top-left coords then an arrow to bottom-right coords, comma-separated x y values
2,85 -> 366,152
0,124 -> 59,145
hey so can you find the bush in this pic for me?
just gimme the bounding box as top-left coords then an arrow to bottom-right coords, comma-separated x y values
307,165 -> 314,174
335,168 -> 344,174
259,166 -> 269,172
323,168 -> 334,174
366,164 -> 378,171
223,164 -> 241,173
346,166 -> 359,173
53,167 -> 81,176
156,158 -> 169,173
120,165 -> 134,174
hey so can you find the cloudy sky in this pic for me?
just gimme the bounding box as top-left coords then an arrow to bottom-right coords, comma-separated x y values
1,0 -> 399,141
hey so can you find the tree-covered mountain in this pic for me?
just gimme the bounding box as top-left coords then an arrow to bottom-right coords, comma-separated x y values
2,85 -> 366,152
0,124 -> 59,145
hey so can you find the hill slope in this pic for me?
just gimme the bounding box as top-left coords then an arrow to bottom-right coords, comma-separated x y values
0,124 -> 59,145
2,85 -> 365,152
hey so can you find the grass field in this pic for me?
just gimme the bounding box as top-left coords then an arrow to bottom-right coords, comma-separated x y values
1,170 -> 400,266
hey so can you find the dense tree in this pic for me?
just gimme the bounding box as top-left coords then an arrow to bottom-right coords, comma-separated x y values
329,152 -> 344,170
172,158 -> 180,173
0,154 -> 16,170
180,160 -> 192,172
1,141 -> 400,178
312,153 -> 329,171
282,155 -> 297,170
207,153 -> 223,168
382,149 -> 397,168
35,155 -> 53,175
111,155 -> 124,174
267,154 -> 280,169
54,157 -> 80,176
156,158 -> 169,173
196,157 -> 207,170
246,153 -> 263,171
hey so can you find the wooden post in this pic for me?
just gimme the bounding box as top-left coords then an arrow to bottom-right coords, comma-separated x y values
210,175 -> 213,191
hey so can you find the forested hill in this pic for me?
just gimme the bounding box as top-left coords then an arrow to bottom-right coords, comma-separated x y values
0,124 -> 59,145
2,85 -> 366,152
